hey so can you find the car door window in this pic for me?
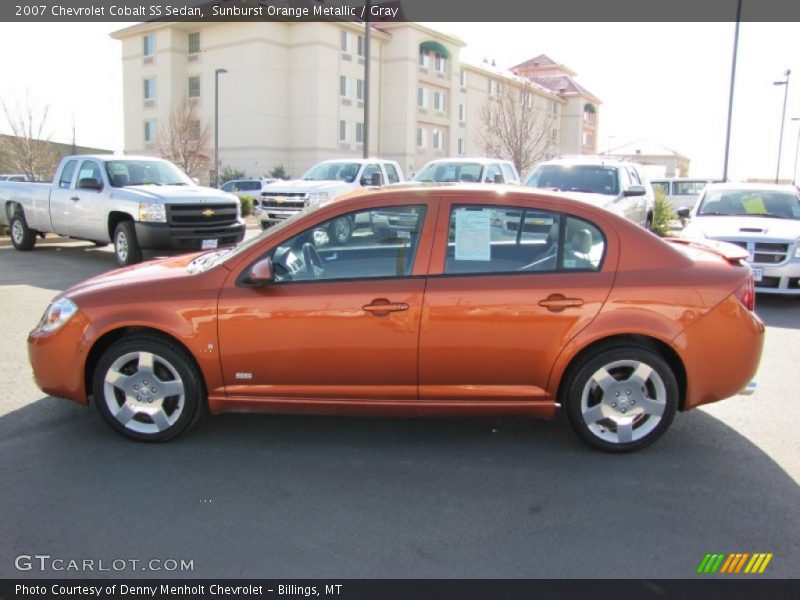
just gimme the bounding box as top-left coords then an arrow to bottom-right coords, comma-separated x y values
500,163 -> 517,183
384,164 -> 400,184
59,160 -> 77,189
361,164 -> 382,185
627,167 -> 642,185
563,216 -> 605,270
269,205 -> 426,282
485,164 -> 503,183
77,161 -> 103,189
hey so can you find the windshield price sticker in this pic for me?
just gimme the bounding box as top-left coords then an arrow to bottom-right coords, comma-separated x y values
455,209 -> 491,261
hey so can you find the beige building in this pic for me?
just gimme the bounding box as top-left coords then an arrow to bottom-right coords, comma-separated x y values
604,139 -> 691,177
111,21 -> 600,181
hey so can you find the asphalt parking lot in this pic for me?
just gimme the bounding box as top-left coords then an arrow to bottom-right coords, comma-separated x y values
0,236 -> 798,579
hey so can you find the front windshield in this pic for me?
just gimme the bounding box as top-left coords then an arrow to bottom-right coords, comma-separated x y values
414,162 -> 484,183
301,162 -> 361,183
106,160 -> 193,187
697,190 -> 800,219
527,165 -> 620,196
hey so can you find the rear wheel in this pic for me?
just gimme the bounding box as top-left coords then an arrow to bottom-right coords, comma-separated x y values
113,221 -> 142,266
10,214 -> 36,251
93,336 -> 204,442
563,346 -> 678,452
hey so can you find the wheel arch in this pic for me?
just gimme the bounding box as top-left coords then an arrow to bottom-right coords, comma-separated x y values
555,333 -> 688,411
84,325 -> 208,404
107,211 -> 135,240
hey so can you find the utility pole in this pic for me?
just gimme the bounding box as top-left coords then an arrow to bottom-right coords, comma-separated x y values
363,0 -> 371,158
214,68 -> 228,187
721,0 -> 741,182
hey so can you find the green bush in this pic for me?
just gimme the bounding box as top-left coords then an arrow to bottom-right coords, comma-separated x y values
220,165 -> 245,184
651,188 -> 676,237
237,194 -> 253,218
269,164 -> 289,179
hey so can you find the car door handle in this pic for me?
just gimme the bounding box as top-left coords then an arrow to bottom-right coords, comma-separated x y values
363,299 -> 409,316
70,196 -> 80,201
538,294 -> 584,312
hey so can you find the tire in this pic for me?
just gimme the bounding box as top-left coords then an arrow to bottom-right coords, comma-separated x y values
93,335 -> 204,442
113,221 -> 143,266
562,345 -> 678,453
329,216 -> 353,245
9,213 -> 36,251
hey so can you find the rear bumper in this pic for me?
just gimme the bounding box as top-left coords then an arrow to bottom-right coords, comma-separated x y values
134,220 -> 246,251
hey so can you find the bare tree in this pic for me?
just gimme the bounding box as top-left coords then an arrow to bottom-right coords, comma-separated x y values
0,91 -> 59,180
157,96 -> 211,181
478,82 -> 558,178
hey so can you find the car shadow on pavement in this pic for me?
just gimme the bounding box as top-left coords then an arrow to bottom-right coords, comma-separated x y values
0,395 -> 797,579
756,295 -> 800,329
0,244 -> 117,291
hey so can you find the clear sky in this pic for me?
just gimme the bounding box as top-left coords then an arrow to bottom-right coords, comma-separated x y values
1,21 -> 799,181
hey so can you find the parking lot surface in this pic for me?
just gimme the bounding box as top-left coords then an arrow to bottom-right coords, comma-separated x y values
1,239 -> 798,578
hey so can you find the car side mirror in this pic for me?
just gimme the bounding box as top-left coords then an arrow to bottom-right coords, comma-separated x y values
493,174 -> 504,184
677,207 -> 691,219
623,185 -> 646,197
248,257 -> 273,285
371,172 -> 383,186
78,177 -> 103,191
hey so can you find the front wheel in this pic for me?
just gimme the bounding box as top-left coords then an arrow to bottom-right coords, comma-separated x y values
10,214 -> 36,251
113,221 -> 143,266
562,346 -> 678,452
93,336 -> 204,442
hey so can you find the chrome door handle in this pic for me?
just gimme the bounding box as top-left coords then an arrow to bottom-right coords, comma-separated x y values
363,299 -> 409,316
539,294 -> 584,312
70,196 -> 80,201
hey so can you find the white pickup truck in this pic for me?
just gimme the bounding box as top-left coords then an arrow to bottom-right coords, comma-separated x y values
257,158 -> 404,243
0,155 -> 245,265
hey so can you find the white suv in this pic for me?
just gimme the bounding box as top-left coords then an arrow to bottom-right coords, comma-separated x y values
526,156 -> 655,229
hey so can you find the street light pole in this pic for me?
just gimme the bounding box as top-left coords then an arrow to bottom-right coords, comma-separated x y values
773,69 -> 790,184
363,0 -> 371,159
721,0 -> 741,182
792,117 -> 800,186
214,67 -> 228,187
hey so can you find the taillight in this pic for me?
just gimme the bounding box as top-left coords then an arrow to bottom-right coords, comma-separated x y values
734,272 -> 755,311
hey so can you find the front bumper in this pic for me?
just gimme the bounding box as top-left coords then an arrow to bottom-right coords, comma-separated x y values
752,260 -> 800,294
134,220 -> 246,251
28,312 -> 90,405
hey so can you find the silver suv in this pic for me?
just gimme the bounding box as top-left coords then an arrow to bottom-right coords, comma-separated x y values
414,158 -> 521,184
526,156 -> 655,229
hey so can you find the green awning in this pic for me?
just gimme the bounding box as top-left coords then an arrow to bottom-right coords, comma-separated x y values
420,40 -> 450,58
584,103 -> 597,113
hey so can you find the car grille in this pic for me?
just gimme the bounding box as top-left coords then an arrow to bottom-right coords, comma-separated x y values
259,192 -> 307,210
720,240 -> 790,264
168,204 -> 238,227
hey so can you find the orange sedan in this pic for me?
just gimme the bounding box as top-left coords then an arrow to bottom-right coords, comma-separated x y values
27,186 -> 764,452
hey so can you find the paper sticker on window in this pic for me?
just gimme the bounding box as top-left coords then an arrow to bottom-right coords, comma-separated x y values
455,210 -> 491,261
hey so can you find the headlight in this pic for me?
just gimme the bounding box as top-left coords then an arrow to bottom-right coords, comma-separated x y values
39,298 -> 78,333
307,192 -> 330,207
794,241 -> 800,259
235,201 -> 242,219
139,203 -> 166,223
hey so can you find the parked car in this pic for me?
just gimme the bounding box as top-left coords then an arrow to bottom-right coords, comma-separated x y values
413,158 -> 521,184
256,158 -> 404,243
0,174 -> 29,182
679,182 -> 800,294
526,156 -> 655,229
0,155 -> 246,266
28,185 -> 763,452
220,178 -> 278,204
650,177 -> 718,212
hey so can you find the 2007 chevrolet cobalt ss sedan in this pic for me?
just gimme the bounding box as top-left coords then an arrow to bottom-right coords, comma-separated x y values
28,185 -> 764,452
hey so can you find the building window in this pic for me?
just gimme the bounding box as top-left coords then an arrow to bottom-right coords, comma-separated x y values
417,87 -> 429,109
143,34 -> 155,57
355,122 -> 364,144
143,78 -> 156,102
188,32 -> 200,55
188,120 -> 201,141
459,69 -> 467,88
433,91 -> 446,112
432,129 -> 443,151
144,120 -> 157,144
583,103 -> 597,123
339,120 -> 347,142
457,138 -> 465,155
583,131 -> 594,147
188,75 -> 200,98
434,53 -> 447,73
340,75 -> 349,98
356,79 -> 364,101
550,128 -> 558,143
416,127 -> 427,148
340,30 -> 349,53
458,103 -> 466,122
419,50 -> 430,69
357,35 -> 364,57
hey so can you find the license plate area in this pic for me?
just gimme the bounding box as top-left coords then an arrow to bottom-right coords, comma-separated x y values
202,239 -> 219,250
751,266 -> 763,282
